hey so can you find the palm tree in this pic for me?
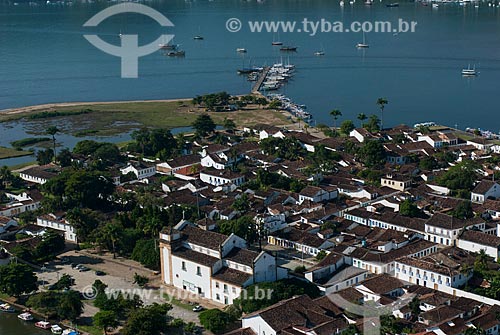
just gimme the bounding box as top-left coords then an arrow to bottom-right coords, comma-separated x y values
0,166 -> 12,188
46,126 -> 60,162
376,98 -> 388,130
330,109 -> 342,135
357,113 -> 367,128
297,117 -> 303,130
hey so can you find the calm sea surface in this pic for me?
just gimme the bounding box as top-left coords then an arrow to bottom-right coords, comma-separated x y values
1,0 -> 500,330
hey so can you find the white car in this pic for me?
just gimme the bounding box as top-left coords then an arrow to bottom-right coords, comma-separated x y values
192,305 -> 204,312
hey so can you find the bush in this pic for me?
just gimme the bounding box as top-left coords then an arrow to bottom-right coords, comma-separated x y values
235,278 -> 320,313
199,309 -> 233,334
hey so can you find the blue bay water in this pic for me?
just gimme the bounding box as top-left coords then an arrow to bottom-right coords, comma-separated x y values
0,0 -> 499,131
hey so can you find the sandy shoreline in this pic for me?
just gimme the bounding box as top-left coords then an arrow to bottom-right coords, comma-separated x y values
0,98 -> 191,116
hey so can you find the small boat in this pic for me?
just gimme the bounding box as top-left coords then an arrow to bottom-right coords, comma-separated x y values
51,324 -> 63,334
0,303 -> 15,313
272,32 -> 283,45
193,35 -> 204,40
236,48 -> 247,53
159,43 -> 178,50
238,68 -> 260,74
365,0 -> 373,4
386,2 -> 399,6
167,50 -> 185,57
462,64 -> 478,76
432,3 -> 439,7
17,312 -> 34,321
314,51 -> 325,56
340,0 -> 345,6
35,321 -> 52,330
356,32 -> 369,48
280,46 -> 298,52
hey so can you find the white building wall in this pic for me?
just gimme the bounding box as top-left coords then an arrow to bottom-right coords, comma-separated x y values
36,217 -> 77,242
172,256 -> 212,299
457,239 -> 499,261
243,315 -> 276,335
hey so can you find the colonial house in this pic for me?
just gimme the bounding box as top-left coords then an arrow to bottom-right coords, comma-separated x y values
159,221 -> 287,305
424,213 -> 485,246
0,190 -> 42,217
240,295 -> 348,335
120,161 -> 156,179
457,230 -> 500,261
354,274 -> 405,303
350,128 -> 377,143
0,216 -> 19,238
298,185 -> 338,204
267,227 -> 334,257
394,250 -> 473,292
380,174 -> 412,191
349,239 -> 438,275
19,164 -> 60,184
36,213 -> 78,242
304,252 -> 370,294
199,169 -> 245,187
156,155 -> 200,175
470,180 -> 500,204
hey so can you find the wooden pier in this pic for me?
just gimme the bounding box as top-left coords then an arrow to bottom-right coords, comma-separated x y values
251,66 -> 271,94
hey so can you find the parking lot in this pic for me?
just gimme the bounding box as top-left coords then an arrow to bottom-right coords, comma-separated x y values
34,250 -> 203,324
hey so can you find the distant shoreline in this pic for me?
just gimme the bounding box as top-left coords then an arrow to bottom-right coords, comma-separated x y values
0,98 -> 192,117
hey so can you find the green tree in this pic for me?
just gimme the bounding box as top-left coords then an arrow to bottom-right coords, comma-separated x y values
419,156 -> 438,171
437,160 -> 479,195
219,216 -> 257,243
34,230 -> 65,262
0,263 -> 38,296
133,273 -> 149,288
223,118 -> 237,132
36,148 -> 54,165
93,310 -> 119,335
364,114 -> 381,132
58,290 -> 84,321
232,193 -> 250,212
340,120 -> 355,135
0,166 -> 13,189
49,274 -> 74,290
451,201 -> 474,219
357,113 -> 367,127
399,199 -> 421,218
359,140 -> 386,168
46,126 -> 60,160
376,97 -> 388,129
330,109 -> 342,136
316,250 -> 327,261
131,239 -> 160,270
199,309 -> 233,334
409,297 -> 421,316
192,114 -> 216,137
122,303 -> 172,335
57,148 -> 72,167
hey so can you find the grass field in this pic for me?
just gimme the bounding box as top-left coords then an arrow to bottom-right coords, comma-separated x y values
0,100 -> 292,136
0,146 -> 33,159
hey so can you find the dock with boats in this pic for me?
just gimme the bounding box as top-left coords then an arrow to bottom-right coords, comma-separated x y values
251,67 -> 271,94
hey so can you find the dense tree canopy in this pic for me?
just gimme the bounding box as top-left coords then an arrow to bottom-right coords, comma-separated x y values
192,114 -> 216,137
358,140 -> 386,168
121,303 -> 172,335
199,309 -> 233,334
0,263 -> 38,296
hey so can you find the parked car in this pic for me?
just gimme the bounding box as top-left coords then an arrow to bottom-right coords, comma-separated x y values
192,305 -> 204,312
79,266 -> 90,272
95,270 -> 106,276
